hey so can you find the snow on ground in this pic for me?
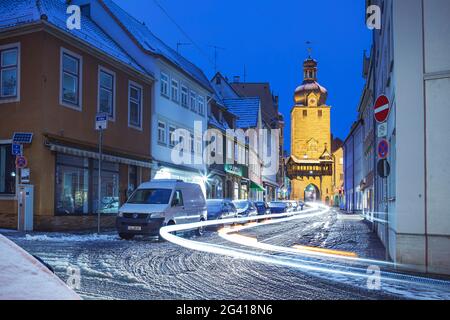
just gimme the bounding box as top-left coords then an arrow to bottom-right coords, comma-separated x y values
0,235 -> 80,300
24,233 -> 120,242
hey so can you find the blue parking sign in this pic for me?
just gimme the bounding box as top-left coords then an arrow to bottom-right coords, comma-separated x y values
12,143 -> 22,156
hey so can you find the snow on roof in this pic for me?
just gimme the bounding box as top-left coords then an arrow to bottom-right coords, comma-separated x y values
102,0 -> 212,92
0,235 -> 81,300
208,114 -> 227,131
0,0 -> 148,76
223,97 -> 260,129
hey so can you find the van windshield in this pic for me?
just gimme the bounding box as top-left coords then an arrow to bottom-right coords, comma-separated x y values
127,189 -> 172,205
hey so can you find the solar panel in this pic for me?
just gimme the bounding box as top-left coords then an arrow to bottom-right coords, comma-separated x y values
12,132 -> 33,144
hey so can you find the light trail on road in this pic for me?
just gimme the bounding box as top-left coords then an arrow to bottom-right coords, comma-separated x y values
160,204 -> 450,300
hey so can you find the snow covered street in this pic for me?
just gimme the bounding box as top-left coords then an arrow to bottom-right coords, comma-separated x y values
3,208 -> 450,300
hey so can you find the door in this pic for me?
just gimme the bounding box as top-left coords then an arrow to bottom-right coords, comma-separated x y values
169,189 -> 187,224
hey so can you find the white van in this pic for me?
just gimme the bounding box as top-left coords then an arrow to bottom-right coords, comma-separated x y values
116,179 -> 207,240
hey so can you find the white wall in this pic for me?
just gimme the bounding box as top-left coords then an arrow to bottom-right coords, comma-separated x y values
423,0 -> 450,237
152,60 -> 208,172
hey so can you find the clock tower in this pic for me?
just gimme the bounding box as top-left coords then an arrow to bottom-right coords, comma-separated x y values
287,56 -> 334,204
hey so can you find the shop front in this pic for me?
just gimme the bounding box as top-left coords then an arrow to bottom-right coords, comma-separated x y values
152,163 -> 207,197
0,138 -> 152,231
223,164 -> 247,200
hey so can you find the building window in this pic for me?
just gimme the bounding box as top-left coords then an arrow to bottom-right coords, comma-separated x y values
98,67 -> 115,118
0,144 -> 16,195
190,90 -> 197,112
60,48 -> 82,109
198,95 -> 205,116
0,44 -> 19,101
318,110 -> 322,117
169,125 -> 176,148
160,72 -> 169,97
158,121 -> 167,145
181,85 -> 188,108
303,110 -> 307,117
171,79 -> 179,103
55,154 -> 120,215
128,82 -> 143,129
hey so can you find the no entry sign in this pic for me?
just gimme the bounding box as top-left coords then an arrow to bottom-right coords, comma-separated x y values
377,139 -> 389,159
374,95 -> 390,123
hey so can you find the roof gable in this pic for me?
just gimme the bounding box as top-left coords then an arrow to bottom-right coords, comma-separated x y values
0,0 -> 147,75
101,0 -> 212,91
223,97 -> 260,129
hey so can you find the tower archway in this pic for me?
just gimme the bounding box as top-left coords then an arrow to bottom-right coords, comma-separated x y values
304,184 -> 320,202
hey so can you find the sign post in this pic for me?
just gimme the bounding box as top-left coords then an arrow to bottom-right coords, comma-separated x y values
95,113 -> 108,234
374,95 -> 391,261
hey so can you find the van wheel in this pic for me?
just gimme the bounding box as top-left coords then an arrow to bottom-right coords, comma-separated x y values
119,233 -> 134,240
196,219 -> 205,237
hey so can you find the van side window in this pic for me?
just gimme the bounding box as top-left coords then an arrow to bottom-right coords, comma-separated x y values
172,190 -> 184,207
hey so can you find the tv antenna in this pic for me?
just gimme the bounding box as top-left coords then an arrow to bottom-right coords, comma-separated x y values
209,45 -> 226,72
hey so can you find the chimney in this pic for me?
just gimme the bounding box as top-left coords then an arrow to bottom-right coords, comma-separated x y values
233,76 -> 240,83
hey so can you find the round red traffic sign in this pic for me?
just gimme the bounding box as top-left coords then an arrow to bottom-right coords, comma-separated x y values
15,156 -> 28,169
377,139 -> 389,159
374,95 -> 390,123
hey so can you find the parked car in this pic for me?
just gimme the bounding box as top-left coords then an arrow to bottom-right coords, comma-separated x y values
253,201 -> 271,216
116,179 -> 207,240
268,201 -> 292,214
233,200 -> 258,217
206,199 -> 237,220
298,201 -> 305,210
289,200 -> 299,212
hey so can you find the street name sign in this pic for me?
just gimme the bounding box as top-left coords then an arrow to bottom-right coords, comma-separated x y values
377,139 -> 389,160
374,95 -> 390,123
95,113 -> 108,131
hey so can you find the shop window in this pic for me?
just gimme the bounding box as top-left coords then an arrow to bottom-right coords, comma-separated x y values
93,160 -> 119,214
0,144 -> 16,195
55,154 -> 89,215
55,154 -> 120,215
127,165 -> 138,200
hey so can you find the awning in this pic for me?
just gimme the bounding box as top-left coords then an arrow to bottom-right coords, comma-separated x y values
48,143 -> 152,169
250,181 -> 265,192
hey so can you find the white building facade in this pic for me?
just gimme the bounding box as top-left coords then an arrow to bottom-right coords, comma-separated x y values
370,0 -> 450,275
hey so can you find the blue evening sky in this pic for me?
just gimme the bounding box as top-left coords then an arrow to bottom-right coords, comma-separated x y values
114,0 -> 372,152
